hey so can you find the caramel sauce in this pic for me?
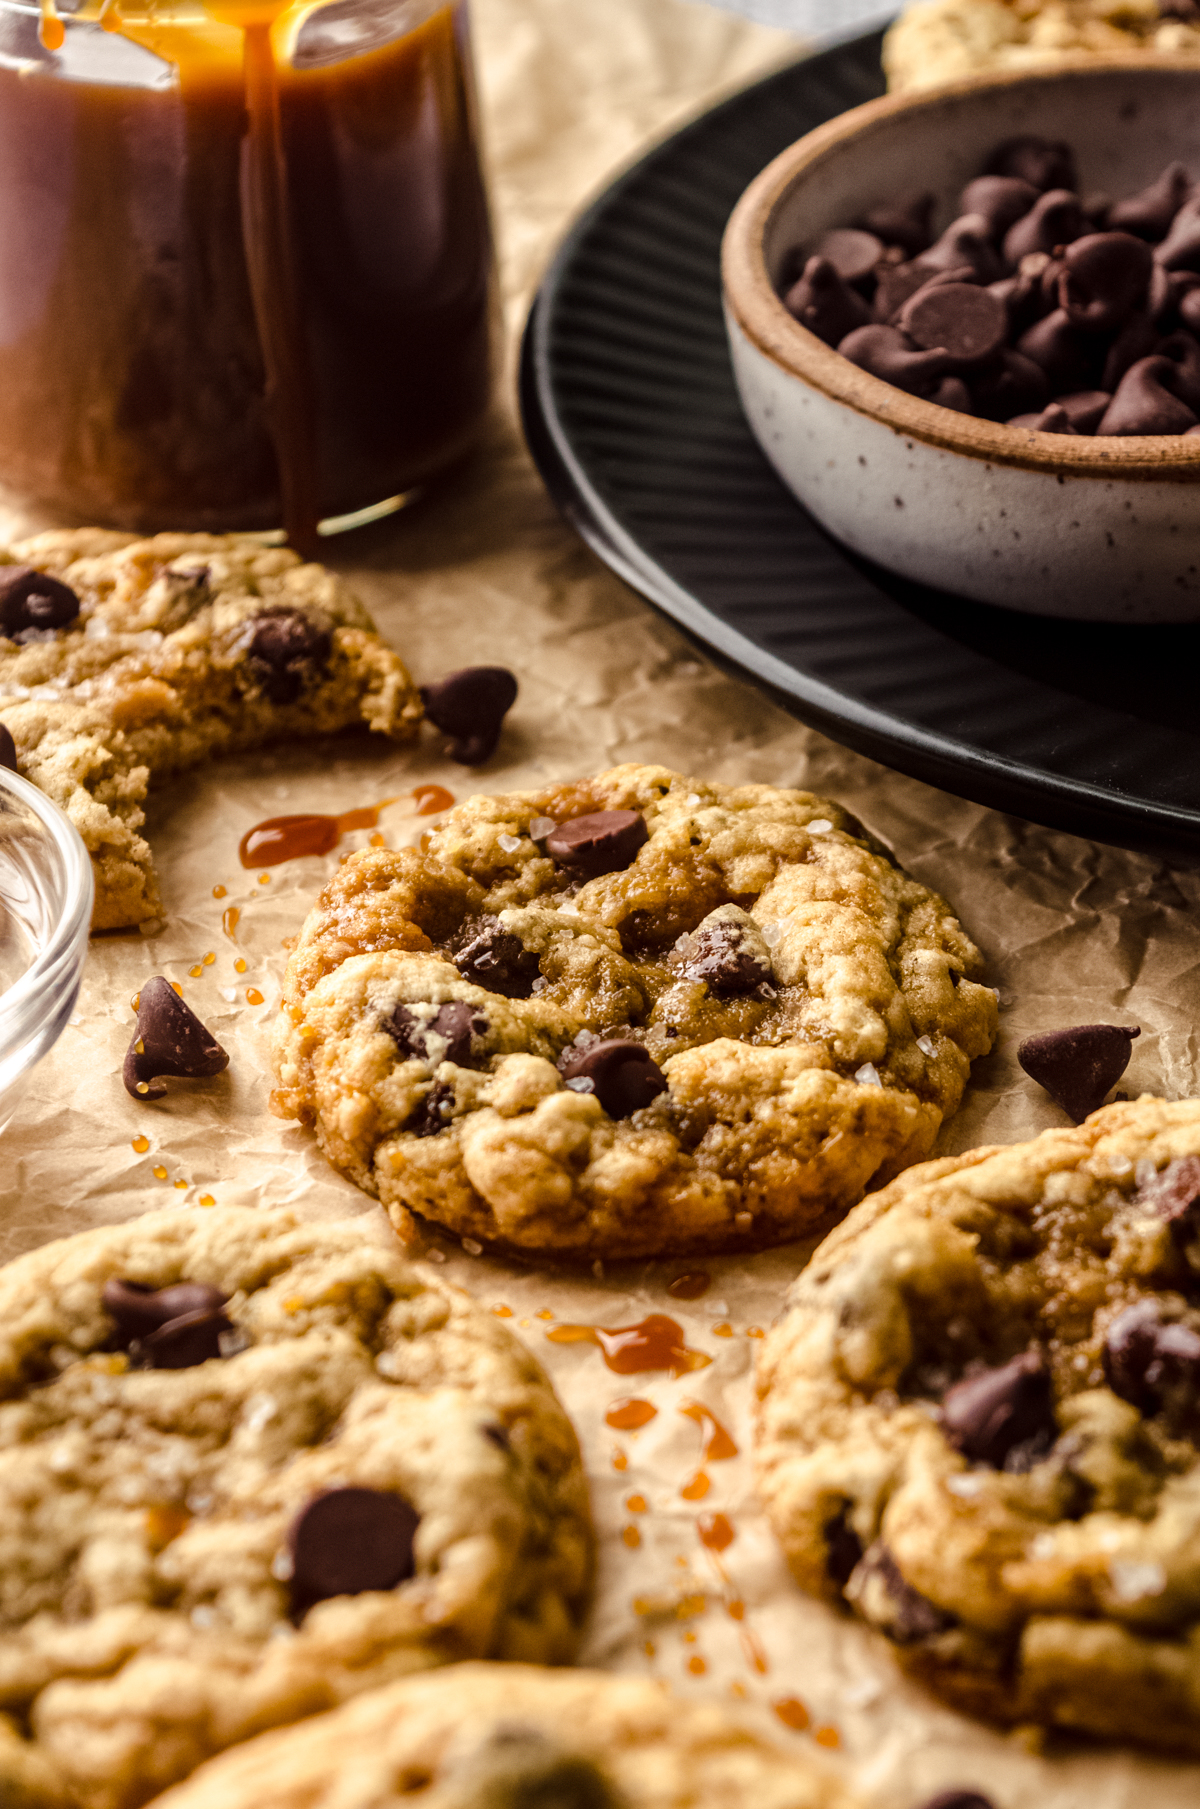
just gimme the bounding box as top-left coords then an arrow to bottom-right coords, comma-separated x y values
625,1494 -> 647,1514
245,987 -> 264,1004
131,1134 -> 150,1154
491,1304 -> 512,1319
667,1271 -> 710,1301
697,1512 -> 735,1553
605,1397 -> 658,1431
222,906 -> 240,940
213,885 -> 227,900
0,3 -> 492,536
621,1525 -> 641,1550
680,1471 -> 709,1501
611,1448 -> 628,1473
741,1628 -> 769,1675
153,1164 -> 168,1180
711,1322 -> 734,1338
239,790 -> 445,867
545,1314 -> 710,1377
814,1726 -> 840,1750
678,1399 -> 738,1462
144,1503 -> 190,1550
234,957 -> 248,974
412,784 -> 455,816
199,1192 -> 216,1205
726,1598 -> 745,1621
686,1655 -> 707,1676
774,1697 -> 810,1732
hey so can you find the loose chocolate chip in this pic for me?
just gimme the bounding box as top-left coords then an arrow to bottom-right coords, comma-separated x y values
1009,403 -> 1076,434
987,135 -> 1077,195
123,977 -> 230,1102
408,1080 -> 456,1137
1101,311 -> 1160,392
917,214 -> 1004,283
1104,1298 -> 1200,1416
899,282 -> 1007,364
386,1000 -> 485,1066
825,1504 -> 863,1588
918,1795 -> 995,1809
940,1350 -> 1056,1469
847,1543 -> 956,1644
544,809 -> 648,877
682,919 -> 772,999
784,256 -> 872,347
454,916 -> 541,999
559,1038 -> 667,1119
859,190 -> 935,259
1016,309 -> 1104,394
875,262 -> 973,326
1055,389 -> 1112,434
811,227 -> 884,286
970,349 -> 1048,422
1156,329 -> 1200,411
960,174 -> 1038,237
288,1486 -> 419,1616
1003,189 -> 1085,265
1059,232 -> 1153,333
1136,1154 -> 1200,1229
838,324 -> 956,397
1017,1023 -> 1140,1121
1155,195 -> 1200,272
0,723 -> 16,774
419,666 -> 518,766
1098,357 -> 1199,435
1110,161 -> 1193,242
244,609 -> 332,706
0,566 -> 81,643
104,1277 -> 230,1344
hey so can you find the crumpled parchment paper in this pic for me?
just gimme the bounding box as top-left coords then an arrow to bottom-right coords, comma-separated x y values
1,2 -> 1198,1803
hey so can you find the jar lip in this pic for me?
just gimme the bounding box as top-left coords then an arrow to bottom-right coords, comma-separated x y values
0,765 -> 93,1058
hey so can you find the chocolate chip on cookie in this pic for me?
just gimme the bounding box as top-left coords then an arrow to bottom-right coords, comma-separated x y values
386,1001 -> 485,1067
559,1039 -> 667,1120
419,666 -> 518,766
918,1795 -> 995,1809
0,566 -> 81,643
0,722 -> 16,774
846,1543 -> 956,1643
104,1278 -> 233,1370
940,1350 -> 1056,1469
288,1485 -> 419,1616
454,916 -> 541,998
1135,1154 -> 1200,1230
409,1080 -> 456,1138
124,977 -> 230,1101
680,909 -> 773,999
824,1504 -> 864,1587
545,810 -> 648,877
244,608 -> 333,705
1103,1298 -> 1200,1417
1017,1022 -> 1140,1122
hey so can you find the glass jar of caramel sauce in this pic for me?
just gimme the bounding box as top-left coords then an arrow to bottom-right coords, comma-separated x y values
0,0 -> 495,550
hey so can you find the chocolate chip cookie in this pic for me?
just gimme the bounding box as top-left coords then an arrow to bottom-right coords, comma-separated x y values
0,1207 -> 592,1809
272,764 -> 996,1261
884,0 -> 1200,94
756,1095 -> 1200,1754
147,1661 -> 858,1809
0,531 -> 422,929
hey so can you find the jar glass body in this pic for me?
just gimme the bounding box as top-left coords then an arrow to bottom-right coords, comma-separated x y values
0,0 -> 495,533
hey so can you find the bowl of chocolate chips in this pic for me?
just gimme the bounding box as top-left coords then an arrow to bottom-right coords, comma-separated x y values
722,57 -> 1200,620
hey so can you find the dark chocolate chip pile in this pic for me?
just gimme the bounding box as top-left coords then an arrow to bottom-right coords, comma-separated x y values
558,1037 -> 667,1119
782,137 -> 1200,436
243,608 -> 332,705
419,665 -> 518,766
123,977 -> 230,1102
287,1485 -> 419,1618
0,566 -> 81,643
1016,1022 -> 1140,1122
104,1277 -> 233,1370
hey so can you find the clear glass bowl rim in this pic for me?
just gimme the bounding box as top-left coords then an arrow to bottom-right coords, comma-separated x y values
0,765 -> 93,1075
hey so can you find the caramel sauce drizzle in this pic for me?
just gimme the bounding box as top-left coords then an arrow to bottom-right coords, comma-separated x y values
545,1314 -> 710,1377
605,1397 -> 658,1431
239,787 -> 453,868
678,1399 -> 738,1462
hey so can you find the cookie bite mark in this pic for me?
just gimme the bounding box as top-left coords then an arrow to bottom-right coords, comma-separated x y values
274,765 -> 996,1261
755,1095 -> 1200,1755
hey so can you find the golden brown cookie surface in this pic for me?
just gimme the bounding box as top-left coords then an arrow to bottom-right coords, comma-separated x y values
885,0 -> 1200,93
756,1095 -> 1200,1753
272,764 -> 996,1261
0,531 -> 421,929
147,1661 -> 858,1809
0,1208 -> 591,1809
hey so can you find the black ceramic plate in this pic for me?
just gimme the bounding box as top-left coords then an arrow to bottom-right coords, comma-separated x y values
520,27 -> 1200,864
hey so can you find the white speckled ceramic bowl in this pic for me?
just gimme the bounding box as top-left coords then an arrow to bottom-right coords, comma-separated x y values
722,57 -> 1200,622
